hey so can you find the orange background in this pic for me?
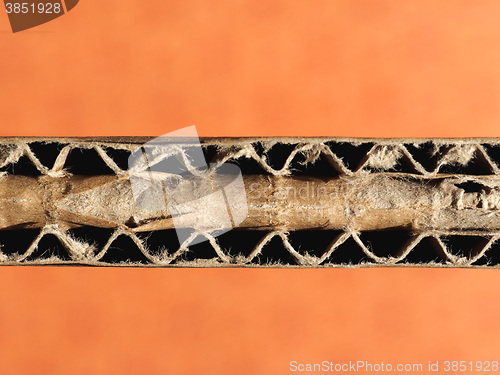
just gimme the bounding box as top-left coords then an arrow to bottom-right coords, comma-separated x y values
1,1 -> 500,374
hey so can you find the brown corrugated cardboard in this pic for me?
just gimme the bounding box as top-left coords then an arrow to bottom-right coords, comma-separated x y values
1,137 -> 500,267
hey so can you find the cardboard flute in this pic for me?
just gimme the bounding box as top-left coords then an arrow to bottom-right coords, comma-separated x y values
1,137 -> 500,267
2,174 -> 500,233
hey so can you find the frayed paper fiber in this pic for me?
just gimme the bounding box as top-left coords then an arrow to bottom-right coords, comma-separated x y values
1,137 -> 500,267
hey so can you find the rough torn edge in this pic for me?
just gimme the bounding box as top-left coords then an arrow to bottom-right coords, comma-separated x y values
1,137 -> 500,267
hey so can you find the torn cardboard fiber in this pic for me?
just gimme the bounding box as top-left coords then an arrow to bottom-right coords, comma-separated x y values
1,137 -> 500,267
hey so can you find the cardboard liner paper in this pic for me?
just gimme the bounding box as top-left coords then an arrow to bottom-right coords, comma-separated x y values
1,137 -> 500,267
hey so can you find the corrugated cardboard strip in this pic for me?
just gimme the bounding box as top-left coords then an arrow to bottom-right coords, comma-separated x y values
2,137 -> 500,267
